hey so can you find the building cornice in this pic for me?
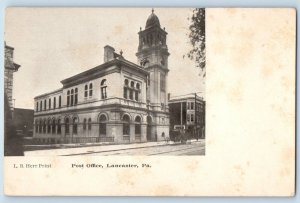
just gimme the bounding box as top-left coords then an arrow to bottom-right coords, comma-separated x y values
34,88 -> 63,99
60,58 -> 149,88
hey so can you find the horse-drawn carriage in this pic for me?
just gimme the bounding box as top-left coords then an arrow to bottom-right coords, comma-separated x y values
169,129 -> 191,144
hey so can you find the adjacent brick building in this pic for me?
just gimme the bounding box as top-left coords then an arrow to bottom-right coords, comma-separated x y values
168,94 -> 205,139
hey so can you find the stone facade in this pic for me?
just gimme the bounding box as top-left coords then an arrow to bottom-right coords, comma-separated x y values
4,43 -> 20,111
33,11 -> 170,144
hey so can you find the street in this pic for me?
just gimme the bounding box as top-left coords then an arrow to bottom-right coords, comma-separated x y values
24,140 -> 205,156
69,142 -> 205,156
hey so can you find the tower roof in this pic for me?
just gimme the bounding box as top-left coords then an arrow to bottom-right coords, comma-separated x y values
145,9 -> 160,29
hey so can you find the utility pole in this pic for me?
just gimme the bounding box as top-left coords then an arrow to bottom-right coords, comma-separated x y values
180,102 -> 183,130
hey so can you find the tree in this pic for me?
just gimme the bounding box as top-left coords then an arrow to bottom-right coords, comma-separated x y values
187,8 -> 205,76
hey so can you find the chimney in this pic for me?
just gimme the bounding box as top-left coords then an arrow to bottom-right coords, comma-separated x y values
104,45 -> 115,63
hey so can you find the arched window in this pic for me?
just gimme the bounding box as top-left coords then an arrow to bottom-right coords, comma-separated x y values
88,118 -> 92,130
84,85 -> 88,98
83,118 -> 87,130
53,97 -> 56,109
49,98 -> 51,109
44,99 -> 47,110
71,89 -> 74,106
122,115 -> 130,135
47,119 -> 51,133
36,102 -> 39,112
67,90 -> 70,106
130,81 -> 135,88
125,79 -> 129,86
65,117 -> 70,134
135,116 -> 141,135
52,119 -> 56,134
101,79 -> 107,99
57,119 -> 61,134
99,114 -> 107,136
75,88 -> 78,105
59,96 -> 61,108
89,83 -> 93,97
73,117 -> 78,135
40,101 -> 42,111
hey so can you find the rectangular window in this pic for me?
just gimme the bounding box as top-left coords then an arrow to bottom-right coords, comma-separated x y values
191,114 -> 194,122
53,97 -> 56,109
75,94 -> 78,105
67,96 -> 70,106
129,90 -> 133,100
123,87 -> 127,99
49,98 -> 51,109
89,83 -> 93,97
191,102 -> 194,110
59,96 -> 61,108
187,102 -> 190,110
71,95 -> 74,106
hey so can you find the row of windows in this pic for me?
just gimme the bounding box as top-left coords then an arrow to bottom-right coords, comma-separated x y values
123,79 -> 141,101
35,115 -> 143,136
187,102 -> 194,110
187,102 -> 204,111
84,83 -> 93,98
186,114 -> 205,124
35,117 -> 85,135
187,114 -> 194,122
35,119 -> 62,134
37,79 -> 108,111
36,96 -> 62,112
67,88 -> 78,106
83,80 -> 107,99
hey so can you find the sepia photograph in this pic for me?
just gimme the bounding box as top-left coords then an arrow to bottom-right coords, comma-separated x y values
3,7 -> 295,196
4,8 -> 206,156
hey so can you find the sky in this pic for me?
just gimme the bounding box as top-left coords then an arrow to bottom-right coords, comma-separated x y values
5,8 -> 205,109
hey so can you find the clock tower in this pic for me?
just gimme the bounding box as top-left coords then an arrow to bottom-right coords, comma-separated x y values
136,9 -> 170,111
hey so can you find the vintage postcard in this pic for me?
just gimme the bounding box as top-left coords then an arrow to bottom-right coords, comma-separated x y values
4,8 -> 295,196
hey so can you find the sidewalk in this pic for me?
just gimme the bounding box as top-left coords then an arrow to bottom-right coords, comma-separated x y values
24,139 -> 204,156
